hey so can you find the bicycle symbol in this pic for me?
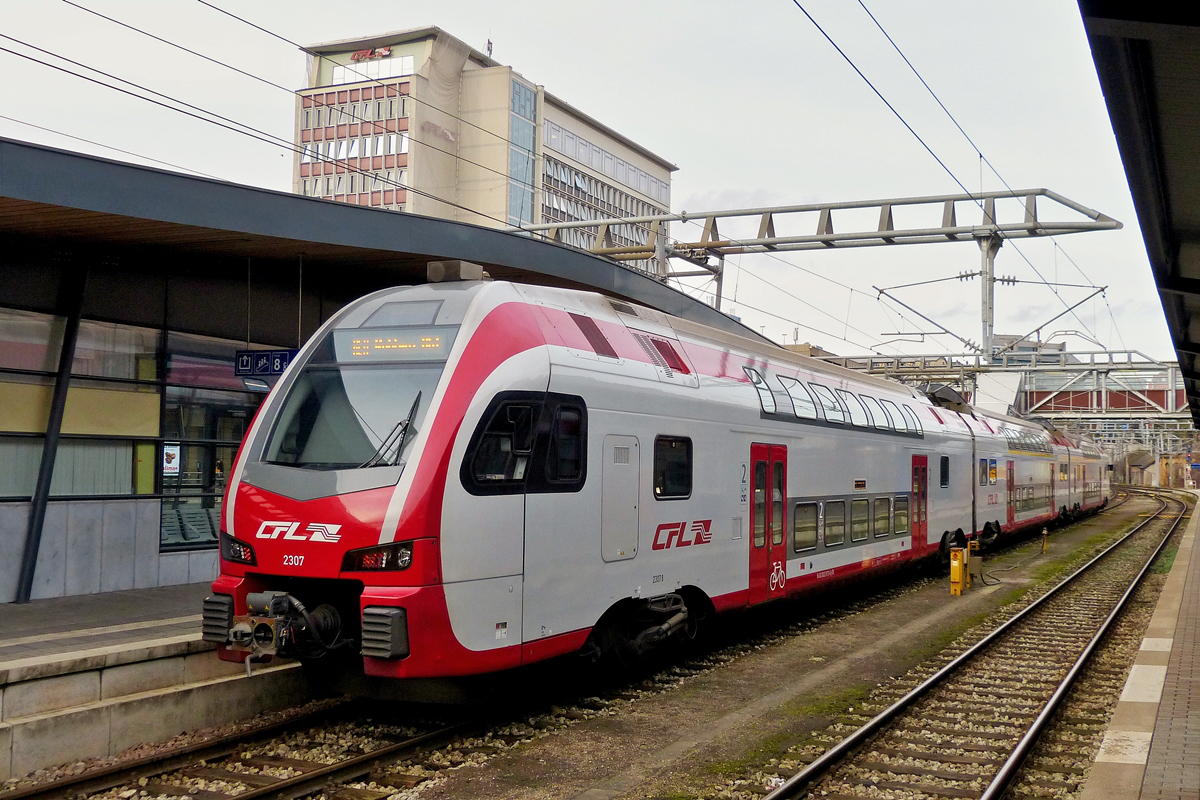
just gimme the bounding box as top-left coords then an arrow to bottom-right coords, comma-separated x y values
769,561 -> 786,591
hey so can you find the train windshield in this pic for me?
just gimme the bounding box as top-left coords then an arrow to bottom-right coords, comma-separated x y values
261,325 -> 458,470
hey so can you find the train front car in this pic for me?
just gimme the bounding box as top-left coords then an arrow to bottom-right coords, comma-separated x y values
203,280 -> 549,679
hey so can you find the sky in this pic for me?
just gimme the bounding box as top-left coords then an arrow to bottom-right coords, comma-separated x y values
0,0 -> 1171,360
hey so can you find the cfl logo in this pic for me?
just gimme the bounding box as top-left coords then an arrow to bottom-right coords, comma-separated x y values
255,521 -> 342,542
652,519 -> 713,550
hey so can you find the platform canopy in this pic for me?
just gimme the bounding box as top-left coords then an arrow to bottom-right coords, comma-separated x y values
0,137 -> 753,345
1079,4 -> 1200,425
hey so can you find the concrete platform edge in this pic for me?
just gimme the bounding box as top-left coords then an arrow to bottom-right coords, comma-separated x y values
0,661 -> 308,781
1078,490 -> 1198,800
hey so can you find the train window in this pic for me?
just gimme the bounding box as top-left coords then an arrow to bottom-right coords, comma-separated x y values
859,396 -> 892,430
978,458 -> 988,486
880,400 -> 907,431
462,392 -> 587,495
824,501 -> 846,546
777,376 -> 819,419
851,499 -> 869,541
654,436 -> 693,500
808,383 -> 845,423
743,367 -> 777,414
772,463 -> 785,546
989,459 -> 998,485
895,496 -> 909,534
836,390 -> 871,427
902,405 -> 923,433
940,456 -> 950,488
793,502 -> 818,551
753,461 -> 767,547
873,497 -> 891,537
472,402 -> 540,483
546,407 -> 584,482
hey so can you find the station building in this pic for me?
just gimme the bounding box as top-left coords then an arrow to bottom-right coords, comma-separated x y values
293,27 -> 677,253
0,137 -> 730,606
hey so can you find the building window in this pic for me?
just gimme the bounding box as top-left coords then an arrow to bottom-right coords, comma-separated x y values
654,436 -> 692,500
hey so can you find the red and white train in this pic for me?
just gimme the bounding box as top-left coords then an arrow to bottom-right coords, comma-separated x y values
203,277 -> 1110,678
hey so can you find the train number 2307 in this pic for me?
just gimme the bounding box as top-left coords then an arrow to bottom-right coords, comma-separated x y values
283,554 -> 305,566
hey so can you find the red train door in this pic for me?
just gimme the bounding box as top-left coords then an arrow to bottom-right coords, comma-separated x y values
911,455 -> 928,550
1006,461 -> 1016,527
749,443 -> 788,604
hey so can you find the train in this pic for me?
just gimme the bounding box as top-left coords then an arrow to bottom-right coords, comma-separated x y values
202,273 -> 1111,679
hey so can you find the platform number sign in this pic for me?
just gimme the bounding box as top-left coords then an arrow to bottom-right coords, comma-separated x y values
235,349 -> 299,377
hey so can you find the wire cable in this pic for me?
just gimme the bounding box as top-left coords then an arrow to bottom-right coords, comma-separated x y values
0,111 -> 219,178
0,33 -> 508,227
853,0 -> 1110,346
60,0 -> 541,220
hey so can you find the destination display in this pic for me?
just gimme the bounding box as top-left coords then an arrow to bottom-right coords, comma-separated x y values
333,326 -> 457,362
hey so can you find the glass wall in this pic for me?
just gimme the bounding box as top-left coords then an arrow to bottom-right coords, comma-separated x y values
0,308 -> 271,553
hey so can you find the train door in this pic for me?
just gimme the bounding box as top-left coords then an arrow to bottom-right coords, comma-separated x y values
1006,461 -> 1016,527
749,443 -> 787,604
911,455 -> 927,550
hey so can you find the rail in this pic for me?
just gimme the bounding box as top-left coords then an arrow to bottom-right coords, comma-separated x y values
765,489 -> 1186,800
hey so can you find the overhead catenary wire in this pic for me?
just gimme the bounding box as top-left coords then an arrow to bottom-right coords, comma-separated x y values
188,0 -> 899,342
60,0 -> 537,218
0,111 -> 219,178
0,33 -> 508,228
853,0 -> 1115,348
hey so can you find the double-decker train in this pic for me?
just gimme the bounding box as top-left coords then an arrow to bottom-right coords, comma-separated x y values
202,275 -> 1110,678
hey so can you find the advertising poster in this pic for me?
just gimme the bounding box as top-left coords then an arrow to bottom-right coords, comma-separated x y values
162,443 -> 181,477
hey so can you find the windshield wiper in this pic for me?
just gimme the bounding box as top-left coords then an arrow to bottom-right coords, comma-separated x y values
360,391 -> 421,468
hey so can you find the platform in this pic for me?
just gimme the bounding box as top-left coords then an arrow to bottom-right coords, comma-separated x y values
1080,491 -> 1200,800
0,583 -> 308,781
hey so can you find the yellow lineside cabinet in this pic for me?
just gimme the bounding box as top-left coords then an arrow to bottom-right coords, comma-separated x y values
950,547 -> 966,596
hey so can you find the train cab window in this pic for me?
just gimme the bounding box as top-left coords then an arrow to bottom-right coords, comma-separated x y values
978,458 -> 988,486
743,367 -> 777,414
753,461 -> 767,547
881,400 -> 907,431
836,390 -> 871,427
940,456 -> 950,488
859,395 -> 892,430
824,501 -> 846,546
808,383 -> 846,423
546,407 -> 584,483
873,497 -> 891,537
902,405 -> 923,433
462,391 -> 587,495
793,502 -> 818,551
654,436 -> 693,500
471,402 -> 539,483
777,376 -> 819,419
851,499 -> 869,541
895,496 -> 909,534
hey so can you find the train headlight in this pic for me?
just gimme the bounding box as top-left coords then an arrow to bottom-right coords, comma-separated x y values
220,532 -> 257,566
342,541 -> 414,572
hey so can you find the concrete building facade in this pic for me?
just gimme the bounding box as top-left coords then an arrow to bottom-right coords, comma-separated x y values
293,27 -> 676,253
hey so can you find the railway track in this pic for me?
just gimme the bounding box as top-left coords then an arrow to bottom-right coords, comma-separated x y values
764,489 -> 1185,800
0,706 -> 472,800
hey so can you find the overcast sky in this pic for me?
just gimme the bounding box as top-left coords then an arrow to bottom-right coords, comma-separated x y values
0,0 -> 1169,359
